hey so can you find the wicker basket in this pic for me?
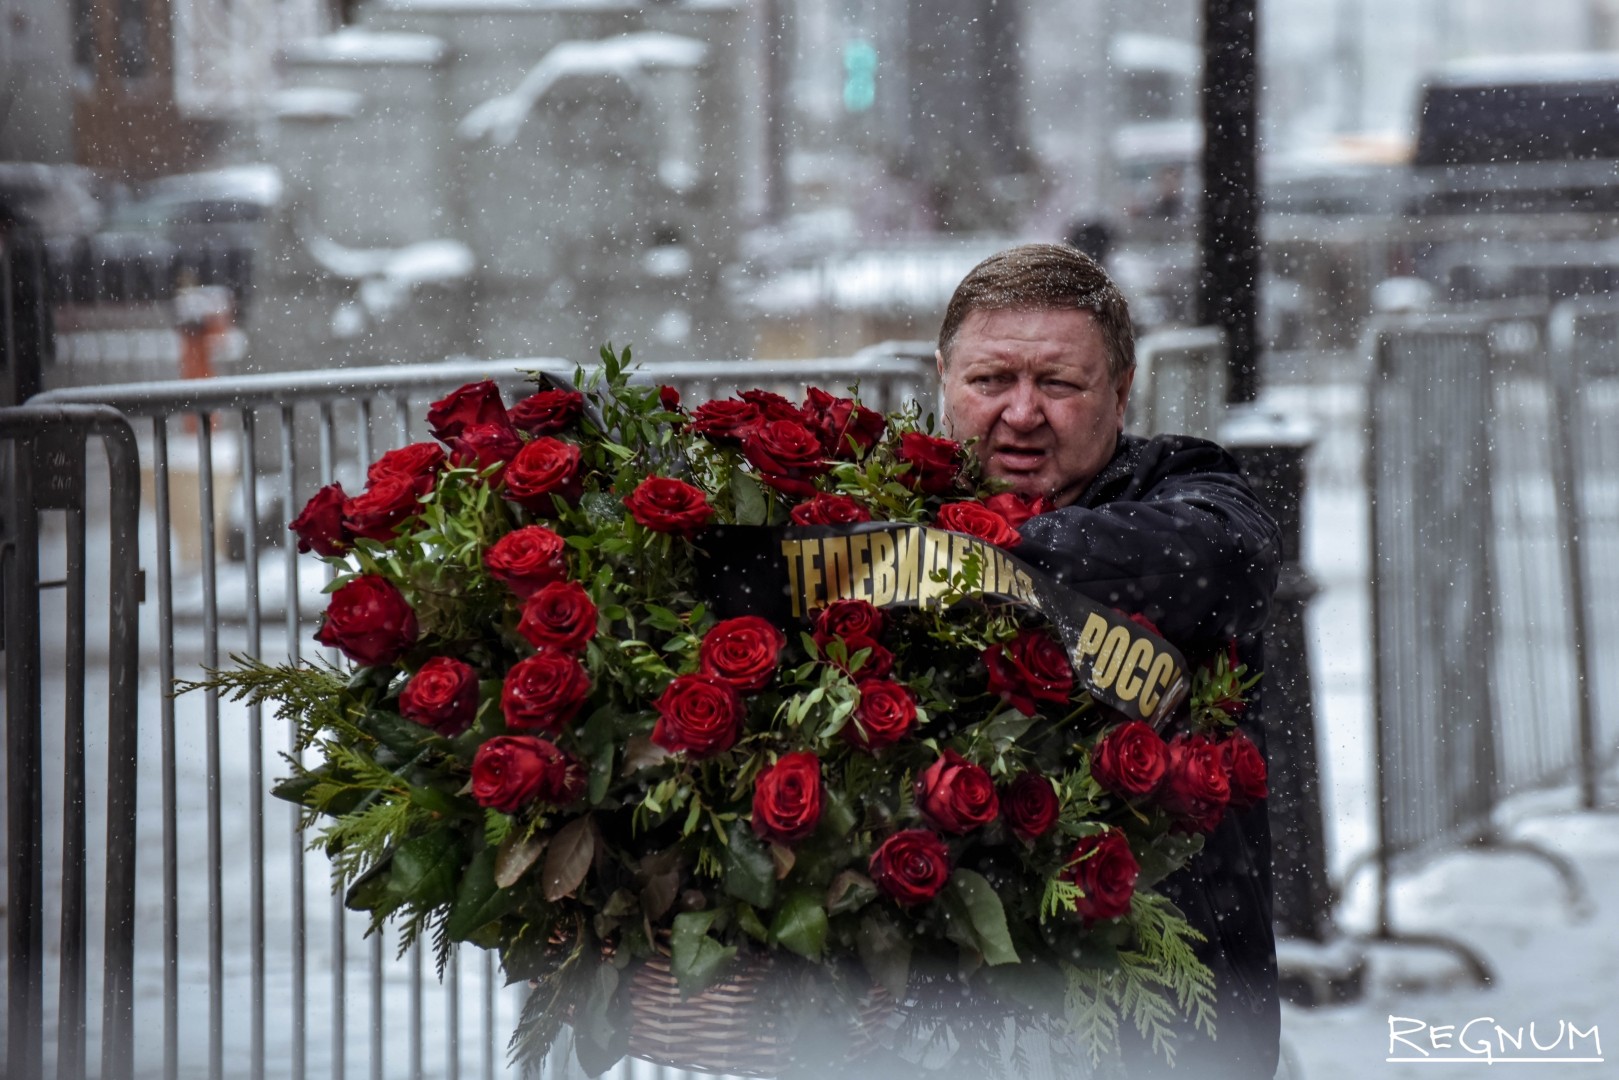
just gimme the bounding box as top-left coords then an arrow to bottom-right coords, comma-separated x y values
625,951 -> 792,1077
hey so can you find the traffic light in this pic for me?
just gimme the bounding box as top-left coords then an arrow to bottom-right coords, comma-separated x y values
843,40 -> 877,113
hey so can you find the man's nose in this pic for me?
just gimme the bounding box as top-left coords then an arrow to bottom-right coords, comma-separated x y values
1002,382 -> 1044,431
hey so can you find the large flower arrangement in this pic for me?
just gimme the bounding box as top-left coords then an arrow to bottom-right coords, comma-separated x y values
211,348 -> 1266,1077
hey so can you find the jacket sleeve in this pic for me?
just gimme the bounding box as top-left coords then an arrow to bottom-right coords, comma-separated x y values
1014,439 -> 1282,648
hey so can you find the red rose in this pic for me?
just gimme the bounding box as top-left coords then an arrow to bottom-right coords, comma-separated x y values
741,419 -> 828,497
983,629 -> 1074,716
652,673 -> 744,758
508,389 -> 584,436
624,476 -> 714,537
698,616 -> 785,692
915,750 -> 999,834
367,443 -> 445,494
981,491 -> 1053,529
342,475 -> 421,544
1222,730 -> 1268,808
1161,733 -> 1232,833
1126,611 -> 1164,638
801,387 -> 885,459
845,642 -> 895,679
398,656 -> 479,736
868,829 -> 951,906
1000,772 -> 1060,840
314,574 -> 418,667
812,599 -> 886,652
450,421 -> 523,475
751,751 -> 823,845
516,581 -> 598,652
789,493 -> 872,526
1091,721 -> 1170,800
935,501 -> 1021,548
470,735 -> 585,813
740,389 -> 803,423
898,432 -> 964,495
290,482 -> 349,556
428,380 -> 508,441
504,437 -> 583,512
846,679 -> 916,751
484,525 -> 569,598
659,385 -> 682,412
501,648 -> 592,733
690,398 -> 763,444
1063,830 -> 1139,924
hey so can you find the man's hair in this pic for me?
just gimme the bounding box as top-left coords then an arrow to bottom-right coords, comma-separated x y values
937,243 -> 1135,382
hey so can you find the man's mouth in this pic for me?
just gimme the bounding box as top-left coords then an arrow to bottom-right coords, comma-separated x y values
991,446 -> 1048,472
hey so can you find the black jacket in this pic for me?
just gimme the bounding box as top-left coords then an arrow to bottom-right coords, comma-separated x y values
1017,433 -> 1283,1080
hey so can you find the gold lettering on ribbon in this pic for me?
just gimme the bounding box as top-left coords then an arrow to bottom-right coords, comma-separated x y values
848,533 -> 874,602
824,535 -> 852,599
1075,613 -> 1109,662
870,531 -> 897,605
1091,625 -> 1134,691
895,529 -> 919,602
1140,654 -> 1178,715
801,539 -> 826,613
1114,638 -> 1157,705
782,539 -> 805,618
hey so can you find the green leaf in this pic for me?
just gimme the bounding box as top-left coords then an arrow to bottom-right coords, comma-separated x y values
735,902 -> 770,943
572,962 -> 626,1077
541,815 -> 596,901
731,468 -> 770,526
1135,832 -> 1205,890
343,854 -> 394,913
721,821 -> 776,908
670,910 -> 736,996
857,912 -> 911,1001
385,831 -> 460,908
949,869 -> 1020,966
447,847 -> 518,940
769,891 -> 828,961
825,869 -> 877,916
494,828 -> 548,889
817,790 -> 858,840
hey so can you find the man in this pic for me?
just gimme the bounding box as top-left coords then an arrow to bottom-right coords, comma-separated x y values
937,243 -> 1282,1079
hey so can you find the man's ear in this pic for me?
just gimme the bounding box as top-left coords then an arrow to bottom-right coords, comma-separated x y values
935,348 -> 947,381
1114,366 -> 1136,430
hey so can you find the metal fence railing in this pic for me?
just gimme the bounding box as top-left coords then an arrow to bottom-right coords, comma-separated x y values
2,404 -> 143,1080
13,354 -> 932,1080
1127,326 -> 1228,440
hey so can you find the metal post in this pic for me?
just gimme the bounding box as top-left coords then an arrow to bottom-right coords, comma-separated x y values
1199,0 -> 1262,404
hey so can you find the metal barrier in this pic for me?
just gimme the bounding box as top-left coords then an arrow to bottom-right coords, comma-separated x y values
1127,327 -> 1228,439
2,404 -> 142,1080
1357,310 -> 1599,979
22,353 -> 932,1079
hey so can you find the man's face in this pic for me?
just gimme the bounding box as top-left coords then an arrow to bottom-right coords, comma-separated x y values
938,307 -> 1132,507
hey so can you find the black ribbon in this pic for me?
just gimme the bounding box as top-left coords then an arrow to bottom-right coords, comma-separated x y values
693,524 -> 1188,726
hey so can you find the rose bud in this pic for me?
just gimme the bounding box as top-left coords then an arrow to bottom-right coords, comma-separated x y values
624,476 -> 714,538
651,673 -> 744,759
484,525 -> 568,598
289,482 -> 349,556
1091,721 -> 1170,800
314,574 -> 418,667
789,492 -> 873,526
508,388 -> 584,436
935,501 -> 1021,548
868,829 -> 951,906
658,385 -> 682,412
741,419 -> 828,498
398,656 -> 479,736
1160,733 -> 1232,834
801,387 -> 884,459
427,380 -> 508,441
698,616 -> 786,692
1126,611 -> 1164,638
1063,830 -> 1139,924
1222,729 -> 1268,808
503,437 -> 584,513
751,751 -> 823,845
812,599 -> 886,653
983,629 -> 1074,716
690,398 -> 764,444
341,474 -> 422,544
897,431 -> 964,495
470,735 -> 585,813
845,679 -> 917,752
739,388 -> 804,423
449,421 -> 523,475
501,647 -> 592,734
516,580 -> 598,653
366,442 -> 445,495
981,491 -> 1053,529
1000,772 -> 1060,841
915,750 -> 999,834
